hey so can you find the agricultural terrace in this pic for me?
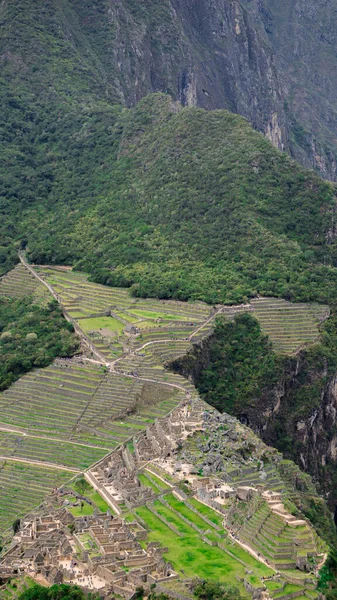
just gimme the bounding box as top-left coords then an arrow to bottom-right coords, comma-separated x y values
35,266 -> 213,362
249,298 -> 329,354
0,461 -> 70,534
0,358 -> 185,534
134,489 -> 274,594
36,267 -> 329,358
130,461 -> 322,599
0,264 -> 49,303
0,263 -> 330,543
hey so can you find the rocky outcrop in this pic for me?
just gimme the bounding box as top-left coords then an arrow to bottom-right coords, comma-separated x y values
68,0 -> 337,178
170,338 -> 337,510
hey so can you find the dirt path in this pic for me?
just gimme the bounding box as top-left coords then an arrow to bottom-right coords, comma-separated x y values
0,455 -> 80,473
0,424 -> 110,451
188,306 -> 223,340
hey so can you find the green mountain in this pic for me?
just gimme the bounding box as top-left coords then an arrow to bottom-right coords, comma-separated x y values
2,4 -> 337,594
2,90 -> 337,305
1,0 -> 337,305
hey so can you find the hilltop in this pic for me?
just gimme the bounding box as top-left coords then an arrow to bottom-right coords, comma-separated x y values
2,0 -> 337,182
2,93 -> 337,306
1,5 -> 337,304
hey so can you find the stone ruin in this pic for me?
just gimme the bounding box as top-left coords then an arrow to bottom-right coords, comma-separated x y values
87,397 -> 207,514
0,503 -> 176,599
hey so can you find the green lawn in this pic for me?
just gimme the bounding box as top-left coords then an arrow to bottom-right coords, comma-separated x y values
135,504 -> 272,586
165,493 -> 218,531
129,309 -> 188,321
78,316 -> 125,334
91,491 -> 110,513
69,501 -> 94,517
144,470 -> 171,490
139,473 -> 161,493
70,480 -> 111,514
188,497 -> 225,528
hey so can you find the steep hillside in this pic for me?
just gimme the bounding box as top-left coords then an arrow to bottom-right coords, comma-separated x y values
171,310 -> 337,510
2,93 -> 337,305
2,0 -> 337,181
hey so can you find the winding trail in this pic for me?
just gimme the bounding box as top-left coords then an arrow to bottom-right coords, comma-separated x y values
19,254 -> 197,396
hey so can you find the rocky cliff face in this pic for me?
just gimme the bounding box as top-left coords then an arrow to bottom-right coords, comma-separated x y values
170,337 -> 337,511
2,0 -> 337,178
70,0 -> 337,178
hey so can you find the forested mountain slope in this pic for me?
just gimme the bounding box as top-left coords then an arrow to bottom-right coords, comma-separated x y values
1,80 -> 337,304
2,0 -> 337,181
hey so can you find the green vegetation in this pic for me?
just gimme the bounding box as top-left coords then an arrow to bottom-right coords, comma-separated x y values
18,583 -> 101,599
0,297 -> 79,391
195,313 -> 282,414
71,477 -> 110,513
78,317 -> 125,335
21,93 -> 337,306
0,462 -> 71,534
135,501 -> 273,587
188,499 -> 224,529
191,579 -> 246,600
1,37 -> 337,306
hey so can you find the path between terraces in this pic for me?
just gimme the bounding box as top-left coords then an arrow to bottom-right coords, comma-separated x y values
0,455 -> 80,473
0,424 -> 110,451
18,254 -> 207,395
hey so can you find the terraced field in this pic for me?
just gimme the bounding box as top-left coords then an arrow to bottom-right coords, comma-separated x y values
0,262 -> 330,540
250,298 -> 329,353
35,266 -> 213,361
0,264 -> 48,301
36,266 -> 329,357
0,354 -> 186,534
134,490 -> 274,594
0,461 -> 71,533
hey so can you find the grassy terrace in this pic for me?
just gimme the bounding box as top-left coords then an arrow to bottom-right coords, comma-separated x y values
0,353 -> 184,533
0,461 -> 71,534
36,267 -> 329,359
0,431 -> 106,470
250,298 -> 329,354
0,576 -> 36,599
0,264 -> 40,299
131,472 -> 274,589
135,496 -> 273,591
239,502 -> 320,571
0,264 -> 330,555
0,361 -> 184,448
36,267 -> 212,361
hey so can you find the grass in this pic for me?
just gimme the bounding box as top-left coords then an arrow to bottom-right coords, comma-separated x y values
135,504 -> 272,587
139,473 -> 162,493
78,316 -> 125,334
144,470 -> 171,490
70,480 -> 110,514
188,497 -> 225,528
165,493 -> 219,531
91,491 -> 110,513
130,309 -> 189,321
69,501 -> 94,517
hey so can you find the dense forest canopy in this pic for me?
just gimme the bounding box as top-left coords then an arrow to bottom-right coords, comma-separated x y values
2,92 -> 337,305
0,298 -> 79,391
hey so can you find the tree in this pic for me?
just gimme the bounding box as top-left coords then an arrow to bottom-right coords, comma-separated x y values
191,579 -> 246,600
12,518 -> 20,534
19,583 -> 102,600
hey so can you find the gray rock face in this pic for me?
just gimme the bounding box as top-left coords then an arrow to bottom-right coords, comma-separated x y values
68,0 -> 337,179
4,0 -> 337,177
